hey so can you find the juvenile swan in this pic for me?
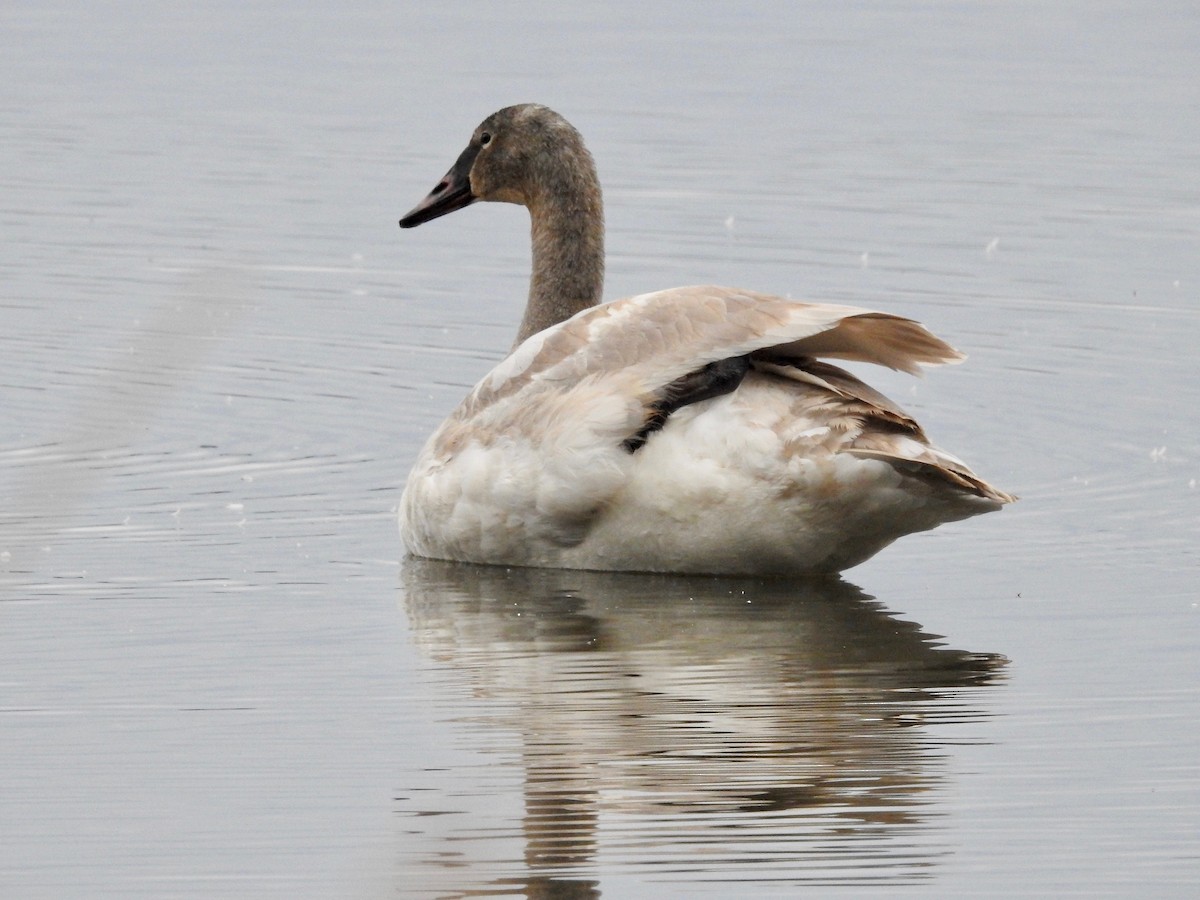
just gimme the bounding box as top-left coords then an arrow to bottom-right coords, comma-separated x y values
398,104 -> 1013,574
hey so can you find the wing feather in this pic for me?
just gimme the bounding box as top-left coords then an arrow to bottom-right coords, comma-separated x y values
464,285 -> 961,418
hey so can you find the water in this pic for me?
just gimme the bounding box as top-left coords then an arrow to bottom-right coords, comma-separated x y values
2,2 -> 1198,897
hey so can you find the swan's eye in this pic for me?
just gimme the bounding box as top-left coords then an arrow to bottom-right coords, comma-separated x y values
480,132 -> 493,146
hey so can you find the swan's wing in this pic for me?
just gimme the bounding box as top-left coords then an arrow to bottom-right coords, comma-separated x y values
756,358 -> 1016,504
465,285 -> 962,417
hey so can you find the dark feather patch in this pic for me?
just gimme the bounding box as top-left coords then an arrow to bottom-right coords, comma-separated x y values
623,356 -> 750,453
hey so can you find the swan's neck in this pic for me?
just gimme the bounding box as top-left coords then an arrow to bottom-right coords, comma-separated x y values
514,160 -> 605,347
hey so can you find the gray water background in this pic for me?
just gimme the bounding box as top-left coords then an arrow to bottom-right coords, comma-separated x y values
2,2 -> 1197,897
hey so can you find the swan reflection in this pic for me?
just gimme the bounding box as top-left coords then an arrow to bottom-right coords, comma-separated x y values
398,560 -> 1005,894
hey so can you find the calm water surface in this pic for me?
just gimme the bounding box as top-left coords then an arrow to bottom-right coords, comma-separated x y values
2,2 -> 1198,897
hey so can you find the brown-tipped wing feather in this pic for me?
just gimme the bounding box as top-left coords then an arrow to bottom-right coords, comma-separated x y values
756,358 -> 1016,504
432,284 -> 1013,510
465,285 -> 962,414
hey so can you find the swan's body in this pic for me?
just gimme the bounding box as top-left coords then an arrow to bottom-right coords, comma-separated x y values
398,104 -> 1012,575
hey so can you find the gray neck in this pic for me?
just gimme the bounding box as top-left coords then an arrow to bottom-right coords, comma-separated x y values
513,160 -> 605,347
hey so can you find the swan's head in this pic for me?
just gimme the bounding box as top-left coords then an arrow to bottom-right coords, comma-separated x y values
399,104 -> 596,228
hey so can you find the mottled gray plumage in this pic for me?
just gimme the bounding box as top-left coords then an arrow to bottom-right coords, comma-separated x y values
397,104 -> 1013,574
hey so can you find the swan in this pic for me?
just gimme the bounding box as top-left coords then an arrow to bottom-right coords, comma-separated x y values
397,104 -> 1013,575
